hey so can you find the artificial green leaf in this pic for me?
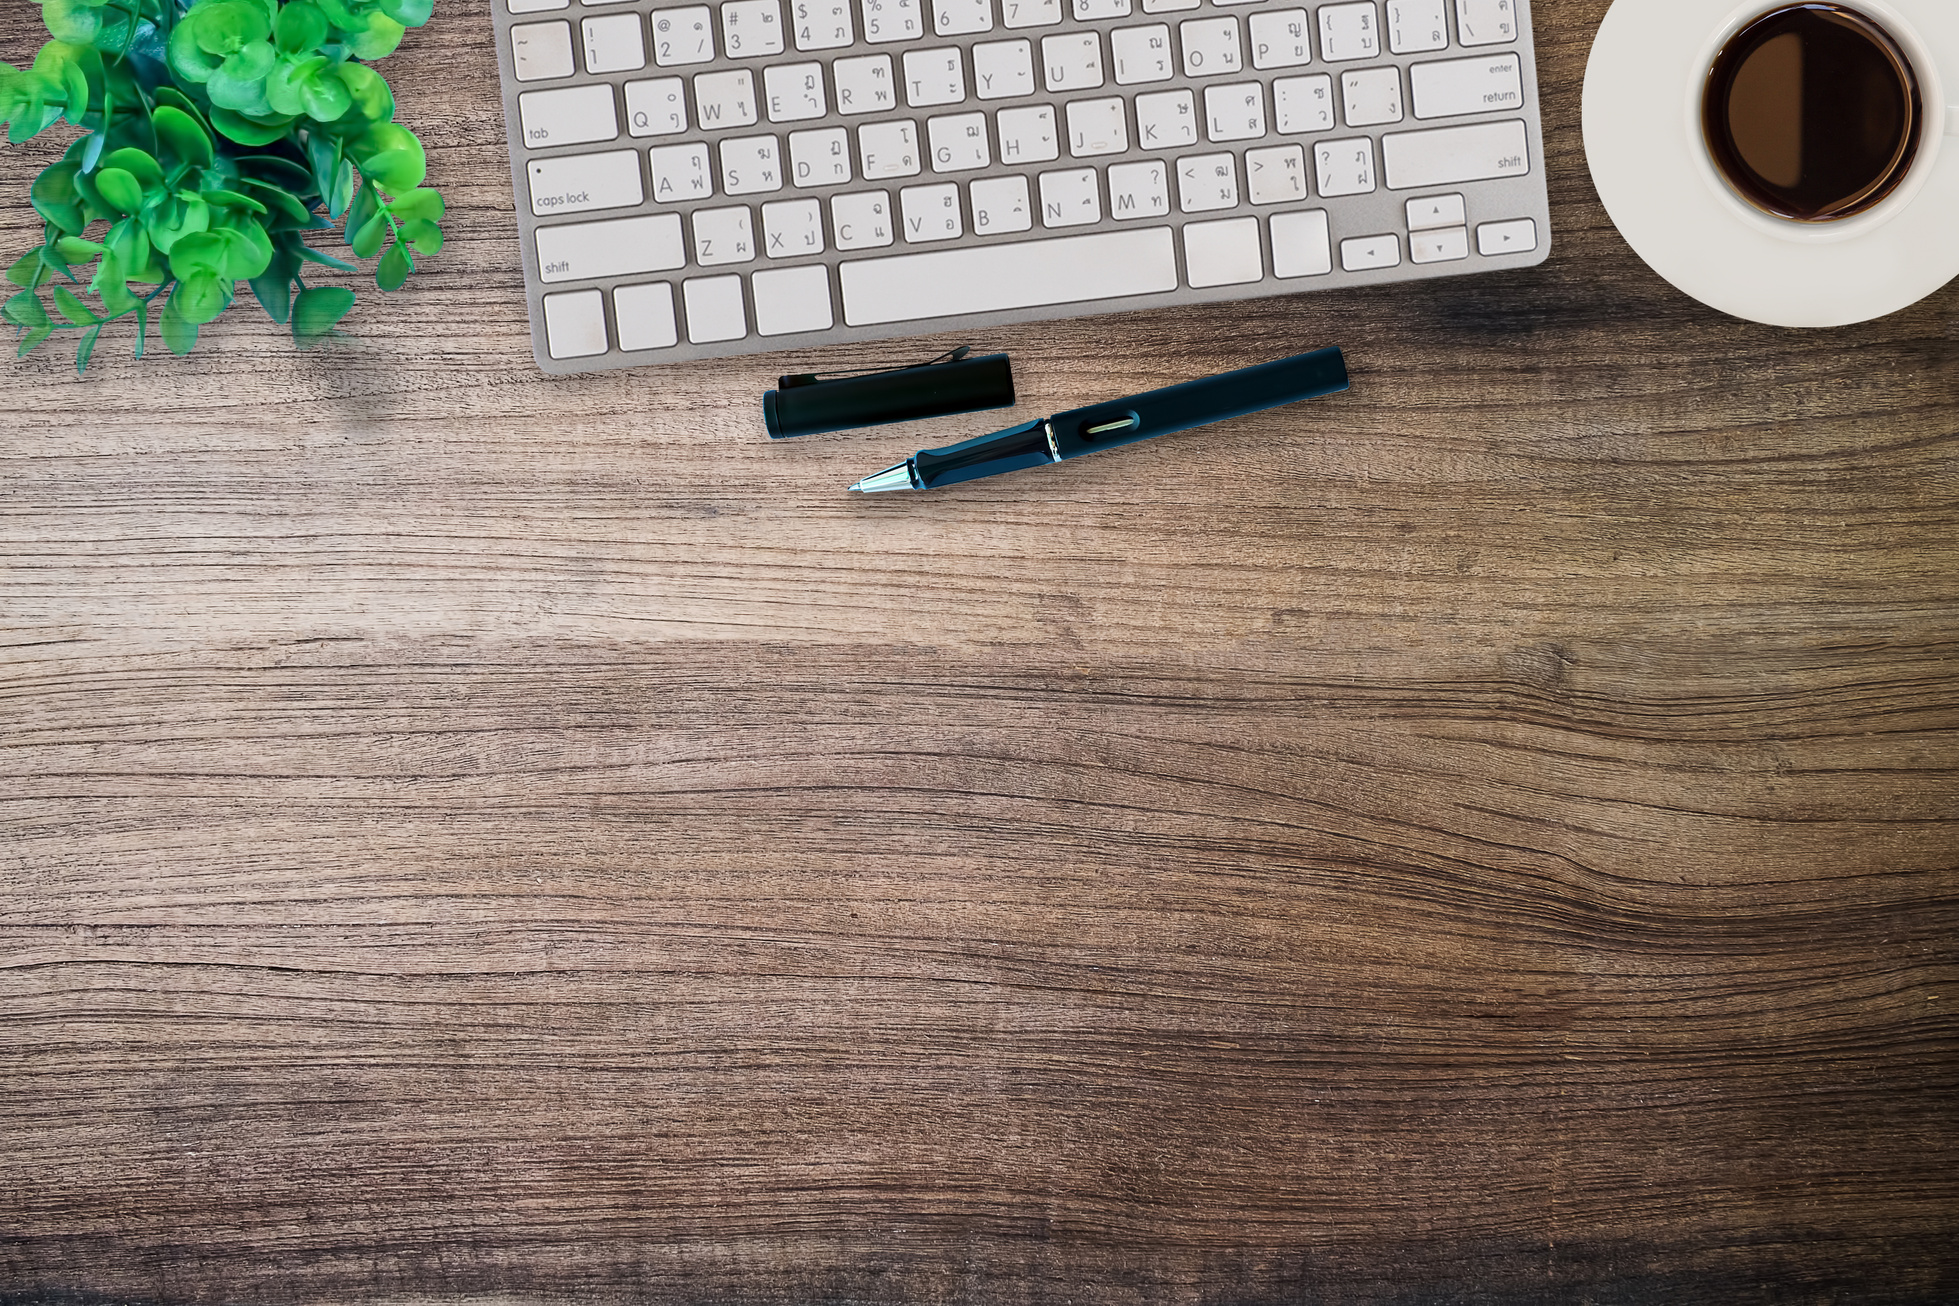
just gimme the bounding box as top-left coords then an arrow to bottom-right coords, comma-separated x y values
239,179 -> 312,225
133,296 -> 148,356
30,161 -> 86,233
3,289 -> 49,329
95,258 -> 139,315
79,125 -> 104,171
209,40 -> 277,113
291,284 -> 353,340
158,286 -> 199,354
210,107 -> 295,145
374,238 -> 410,290
345,12 -> 406,60
397,217 -> 442,257
344,181 -> 378,238
275,0 -> 330,52
76,322 -> 101,372
174,269 -> 230,323
249,243 -> 298,322
201,187 -> 268,214
348,208 -> 389,259
190,0 -> 274,57
93,165 -> 145,214
105,217 -> 152,278
55,236 -> 107,261
166,17 -> 225,82
238,153 -> 316,196
151,88 -> 213,139
335,62 -> 393,121
18,323 -> 54,358
52,284 -> 97,324
386,186 -> 442,224
5,249 -> 56,290
359,146 -> 423,195
154,106 -> 216,169
60,54 -> 91,126
328,157 -> 356,217
379,0 -> 434,26
223,219 -> 275,279
146,192 -> 211,253
265,52 -> 327,115
167,230 -> 226,279
294,242 -> 355,271
98,147 -> 164,190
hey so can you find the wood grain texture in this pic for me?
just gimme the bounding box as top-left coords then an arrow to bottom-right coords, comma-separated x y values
2,0 -> 1956,1301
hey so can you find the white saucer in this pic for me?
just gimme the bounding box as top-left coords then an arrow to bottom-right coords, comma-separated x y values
1583,0 -> 1959,327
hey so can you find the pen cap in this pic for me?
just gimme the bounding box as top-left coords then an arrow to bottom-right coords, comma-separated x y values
764,352 -> 1015,438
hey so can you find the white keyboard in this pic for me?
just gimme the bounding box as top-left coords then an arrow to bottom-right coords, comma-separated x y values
492,0 -> 1550,372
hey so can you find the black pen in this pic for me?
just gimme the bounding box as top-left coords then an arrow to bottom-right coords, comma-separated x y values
848,346 -> 1349,493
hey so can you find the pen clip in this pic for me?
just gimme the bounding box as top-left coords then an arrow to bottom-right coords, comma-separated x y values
777,344 -> 972,389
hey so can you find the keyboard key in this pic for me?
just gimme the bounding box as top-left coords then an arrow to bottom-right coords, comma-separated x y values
1106,158 -> 1169,217
1454,0 -> 1514,46
935,0 -> 993,35
929,111 -> 991,169
1134,88 -> 1197,147
535,212 -> 686,281
862,0 -> 924,42
1475,216 -> 1535,254
1272,73 -> 1333,132
1109,24 -> 1172,83
511,21 -> 575,79
789,126 -> 853,183
625,76 -> 688,134
832,189 -> 896,247
765,62 -> 827,119
527,149 -> 643,216
649,141 -> 714,199
1410,51 -> 1523,119
1269,208 -> 1330,275
1340,232 -> 1399,269
1410,225 -> 1467,262
762,196 -> 827,253
901,181 -> 963,239
973,39 -> 1036,97
614,281 -> 679,349
1002,0 -> 1061,26
1140,0 -> 1198,11
1073,0 -> 1130,17
1380,118 -> 1526,188
1317,1 -> 1380,61
970,174 -> 1033,232
1041,32 -> 1103,90
1067,96 -> 1128,155
693,204 -> 758,263
1386,0 -> 1446,53
833,53 -> 898,112
683,274 -> 748,340
1248,9 -> 1310,69
519,84 -> 619,147
582,12 -> 646,72
996,104 -> 1060,161
1176,151 -> 1237,211
902,47 -> 966,105
651,5 -> 715,62
1341,66 -> 1403,126
1038,166 -> 1100,225
752,264 -> 835,332
795,0 -> 855,47
721,0 -> 785,54
720,134 -> 783,192
838,225 -> 1176,324
1244,143 -> 1306,202
1182,215 -> 1260,287
1313,136 -> 1376,195
543,288 -> 608,357
859,119 -> 922,176
509,0 -> 567,13
1178,17 -> 1241,76
695,68 -> 758,126
1405,191 -> 1464,229
1203,82 -> 1265,141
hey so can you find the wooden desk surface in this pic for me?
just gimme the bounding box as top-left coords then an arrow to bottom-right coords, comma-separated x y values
3,0 -> 1956,1300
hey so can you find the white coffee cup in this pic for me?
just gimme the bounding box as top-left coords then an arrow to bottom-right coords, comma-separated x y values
1584,0 -> 1959,326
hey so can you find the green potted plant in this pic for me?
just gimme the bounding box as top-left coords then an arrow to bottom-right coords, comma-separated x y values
0,0 -> 446,370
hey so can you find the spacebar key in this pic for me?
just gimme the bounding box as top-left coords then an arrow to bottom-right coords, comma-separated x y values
840,227 -> 1179,327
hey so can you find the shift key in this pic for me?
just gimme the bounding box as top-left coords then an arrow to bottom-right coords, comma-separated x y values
527,149 -> 643,216
1381,119 -> 1528,190
536,213 -> 685,282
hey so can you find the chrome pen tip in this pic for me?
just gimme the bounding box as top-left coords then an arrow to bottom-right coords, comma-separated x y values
847,461 -> 918,494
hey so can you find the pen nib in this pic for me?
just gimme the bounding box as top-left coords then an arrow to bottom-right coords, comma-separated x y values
848,461 -> 918,494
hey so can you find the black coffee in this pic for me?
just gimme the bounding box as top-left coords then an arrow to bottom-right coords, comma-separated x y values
1703,4 -> 1921,222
